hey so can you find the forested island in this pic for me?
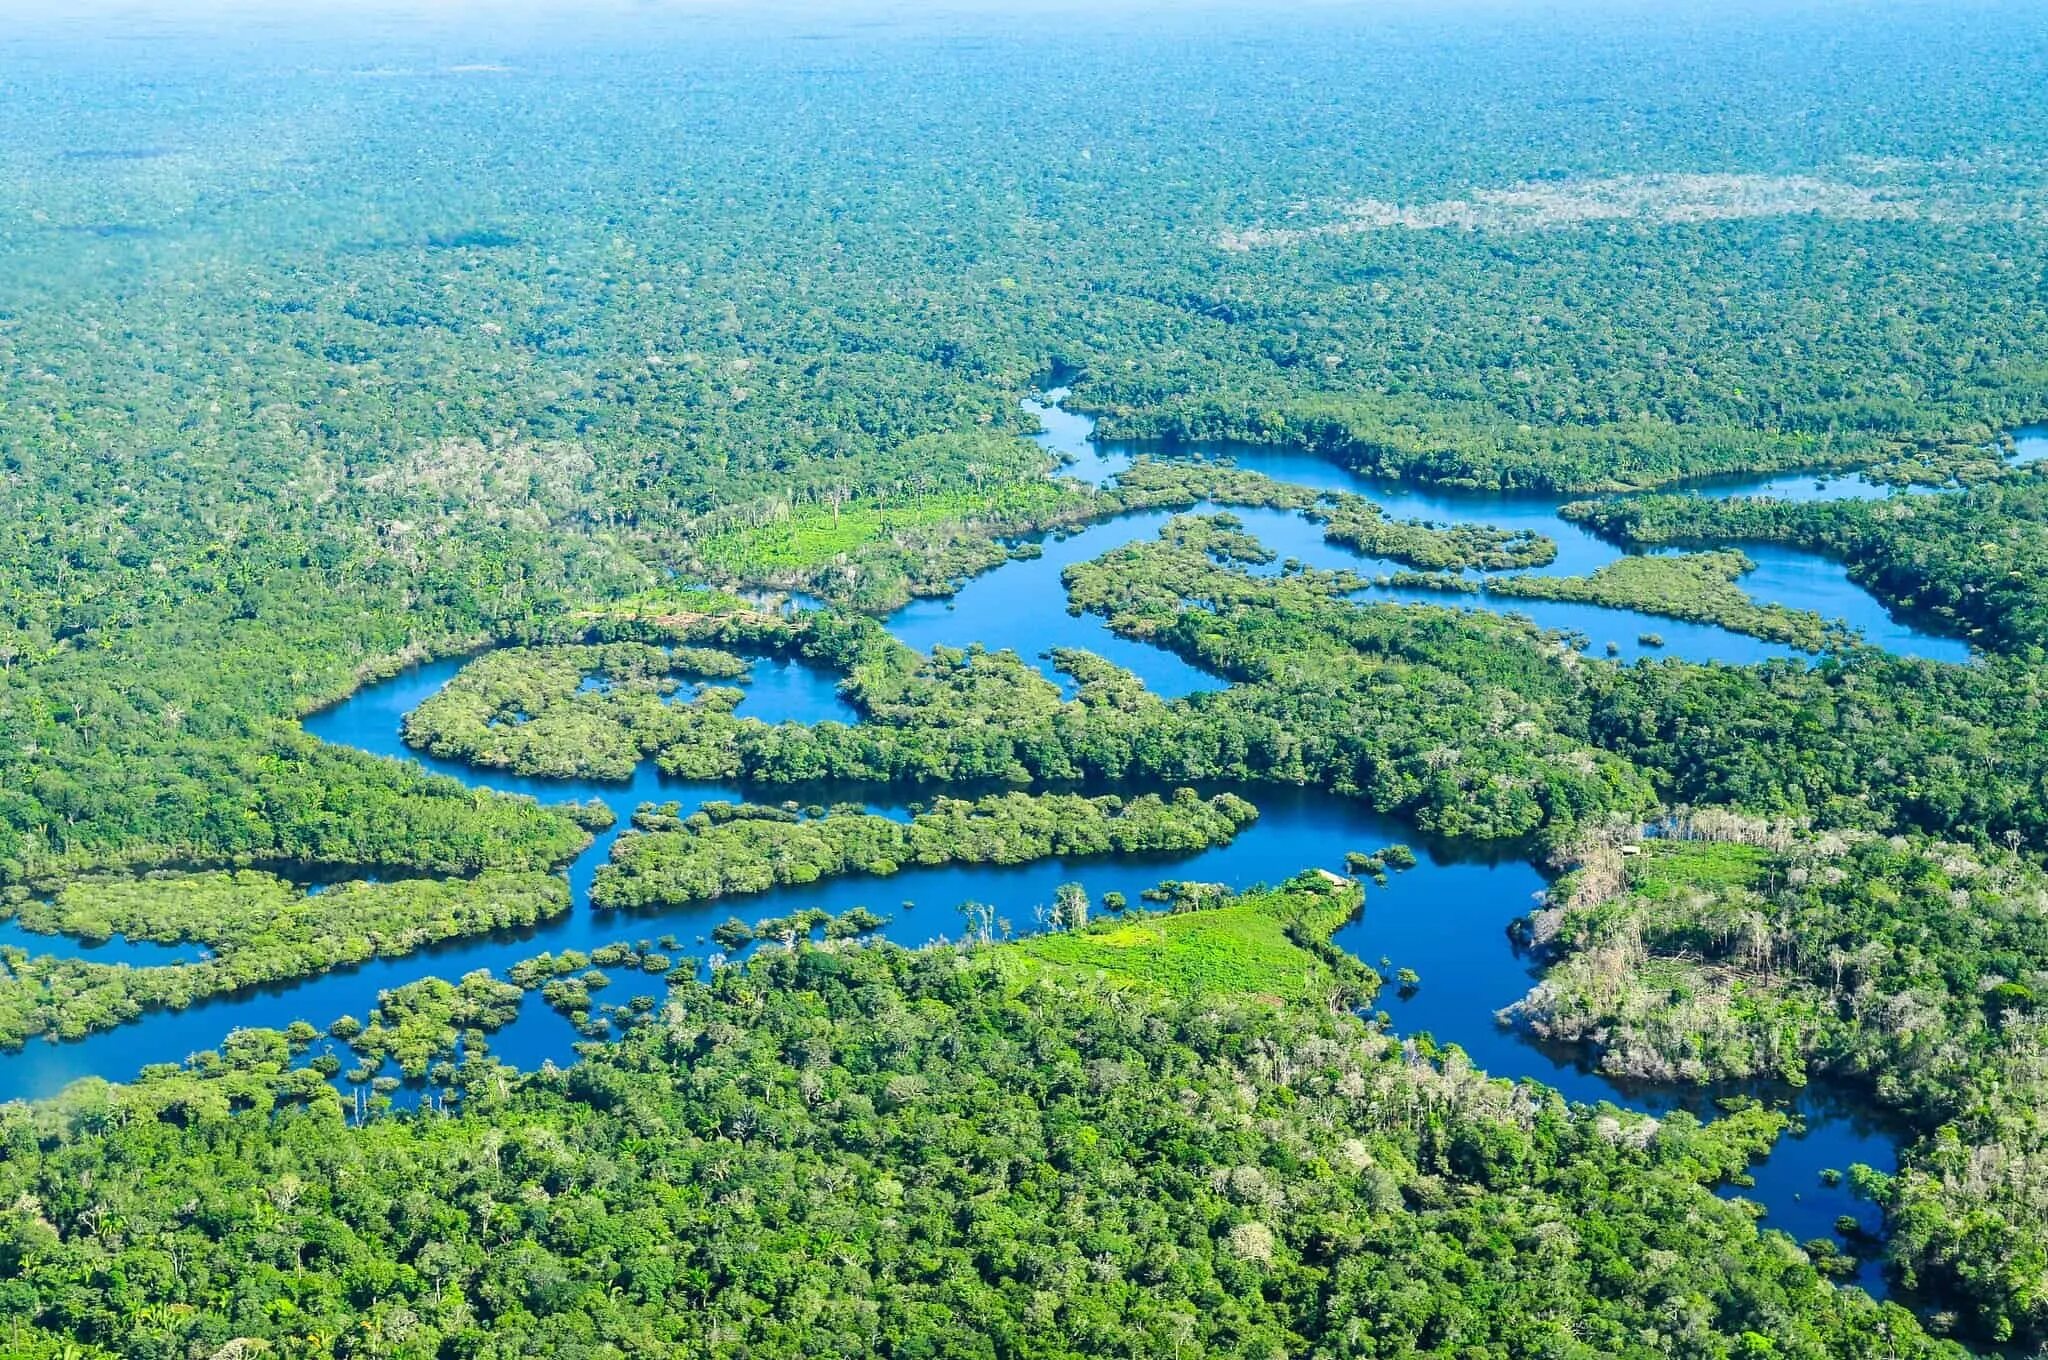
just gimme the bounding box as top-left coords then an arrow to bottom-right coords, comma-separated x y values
2,1 -> 2048,1355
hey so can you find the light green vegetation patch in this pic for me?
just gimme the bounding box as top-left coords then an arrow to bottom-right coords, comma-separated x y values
686,430 -> 1092,610
695,483 -> 1079,574
1008,876 -> 1370,1004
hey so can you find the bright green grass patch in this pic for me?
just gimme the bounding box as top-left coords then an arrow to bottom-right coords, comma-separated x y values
699,484 -> 1077,573
1629,839 -> 1771,901
1004,879 -> 1366,1004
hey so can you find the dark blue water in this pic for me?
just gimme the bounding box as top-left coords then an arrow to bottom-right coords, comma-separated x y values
7,395 -> 2004,1288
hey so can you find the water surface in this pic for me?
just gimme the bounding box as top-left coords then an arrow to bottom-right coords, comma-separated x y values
7,394 -> 2009,1291
1049,410 -> 1978,668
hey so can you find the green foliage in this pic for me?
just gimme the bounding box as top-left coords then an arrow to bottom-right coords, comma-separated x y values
1513,828 -> 2048,1341
0,906 -> 1960,1359
0,870 -> 567,1049
346,970 -> 526,1079
0,2 -> 2039,889
1396,550 -> 1837,650
1346,844 -> 1415,877
1587,652 -> 2048,846
402,641 -> 755,779
1568,477 -> 2048,654
0,5 -> 2046,1349
592,788 -> 1258,911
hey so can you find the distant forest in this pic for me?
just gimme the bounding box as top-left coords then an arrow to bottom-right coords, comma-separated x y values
2,2 -> 2048,1355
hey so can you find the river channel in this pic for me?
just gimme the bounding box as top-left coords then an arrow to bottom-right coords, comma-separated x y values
4,397 -> 2042,1289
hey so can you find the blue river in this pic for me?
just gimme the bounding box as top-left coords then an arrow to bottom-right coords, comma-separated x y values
2,398 -> 2040,1290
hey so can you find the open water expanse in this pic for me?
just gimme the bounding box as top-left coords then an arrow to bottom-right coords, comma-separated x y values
3,399 -> 2040,1287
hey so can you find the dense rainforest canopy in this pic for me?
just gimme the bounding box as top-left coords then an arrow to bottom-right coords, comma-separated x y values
3,0 -> 2048,1354
0,884 -> 1968,1359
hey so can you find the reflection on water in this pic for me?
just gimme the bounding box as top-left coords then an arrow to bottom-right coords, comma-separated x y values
0,918 -> 203,966
731,654 -> 862,725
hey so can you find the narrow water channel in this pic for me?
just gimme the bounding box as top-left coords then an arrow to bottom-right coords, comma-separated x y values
1022,388 -> 1976,669
3,396 -> 2028,1289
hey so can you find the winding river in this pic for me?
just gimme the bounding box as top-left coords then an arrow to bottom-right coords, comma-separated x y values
2,399 -> 2042,1290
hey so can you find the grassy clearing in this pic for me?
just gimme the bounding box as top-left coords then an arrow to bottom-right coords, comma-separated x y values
1004,878 -> 1367,1003
1629,839 -> 1772,898
697,485 -> 1076,574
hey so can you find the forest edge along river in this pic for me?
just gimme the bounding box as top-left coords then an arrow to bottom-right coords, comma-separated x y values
4,395 -> 2043,1295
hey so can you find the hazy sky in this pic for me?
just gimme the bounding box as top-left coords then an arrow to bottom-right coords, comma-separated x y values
0,0 -> 2004,30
